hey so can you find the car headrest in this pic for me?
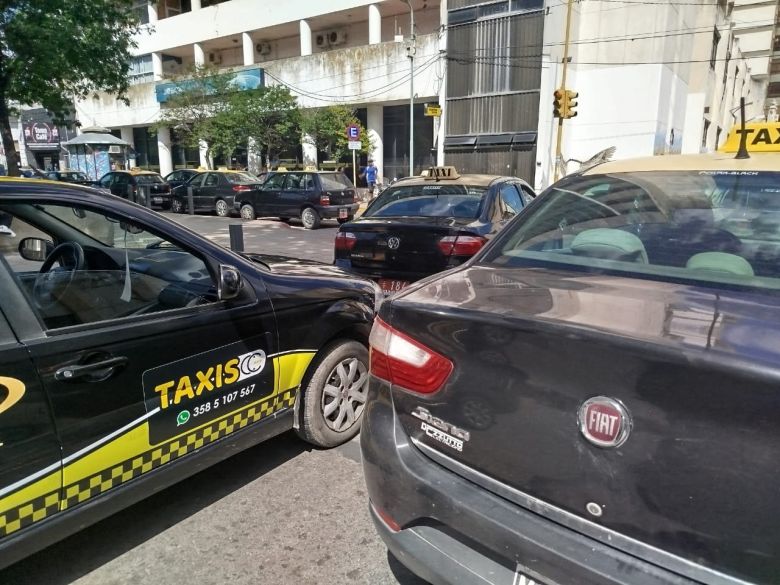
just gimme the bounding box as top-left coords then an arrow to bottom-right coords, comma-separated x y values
686,252 -> 754,277
571,228 -> 649,264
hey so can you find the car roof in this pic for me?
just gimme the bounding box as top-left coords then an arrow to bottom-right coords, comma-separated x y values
584,152 -> 780,175
392,174 -> 512,188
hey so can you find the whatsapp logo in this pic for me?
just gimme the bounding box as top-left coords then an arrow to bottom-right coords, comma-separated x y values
176,409 -> 191,427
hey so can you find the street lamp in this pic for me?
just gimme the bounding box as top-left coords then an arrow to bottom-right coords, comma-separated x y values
402,0 -> 415,177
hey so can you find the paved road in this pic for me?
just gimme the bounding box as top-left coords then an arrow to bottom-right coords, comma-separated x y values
0,212 -> 427,585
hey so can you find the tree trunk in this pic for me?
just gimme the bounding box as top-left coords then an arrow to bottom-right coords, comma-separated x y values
0,97 -> 20,177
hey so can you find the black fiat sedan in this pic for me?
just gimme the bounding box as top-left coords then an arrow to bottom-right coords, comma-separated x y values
334,167 -> 535,293
362,151 -> 780,585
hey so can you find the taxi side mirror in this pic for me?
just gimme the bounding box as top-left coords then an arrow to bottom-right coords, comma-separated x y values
218,264 -> 243,300
18,237 -> 52,262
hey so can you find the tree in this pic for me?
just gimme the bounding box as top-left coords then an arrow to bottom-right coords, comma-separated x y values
0,0 -> 141,175
301,106 -> 371,163
155,66 -> 240,170
229,86 -> 301,170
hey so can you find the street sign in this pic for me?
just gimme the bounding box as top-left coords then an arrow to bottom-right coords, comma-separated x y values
348,140 -> 361,150
424,104 -> 442,117
346,124 -> 360,140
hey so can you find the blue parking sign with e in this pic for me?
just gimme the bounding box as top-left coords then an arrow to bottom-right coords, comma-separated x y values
347,125 -> 360,140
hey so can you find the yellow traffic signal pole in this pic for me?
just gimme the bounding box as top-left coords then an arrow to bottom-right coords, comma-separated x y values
553,0 -> 575,182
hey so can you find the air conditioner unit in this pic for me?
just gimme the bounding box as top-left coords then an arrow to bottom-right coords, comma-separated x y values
328,29 -> 348,46
315,33 -> 328,48
256,41 -> 272,56
208,51 -> 222,65
108,145 -> 121,154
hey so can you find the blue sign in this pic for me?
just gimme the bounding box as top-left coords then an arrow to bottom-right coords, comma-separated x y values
155,67 -> 265,103
347,124 -> 360,140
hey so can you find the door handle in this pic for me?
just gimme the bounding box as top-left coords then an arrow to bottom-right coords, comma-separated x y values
55,356 -> 129,382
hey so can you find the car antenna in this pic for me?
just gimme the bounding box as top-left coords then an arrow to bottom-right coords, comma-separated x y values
735,97 -> 750,160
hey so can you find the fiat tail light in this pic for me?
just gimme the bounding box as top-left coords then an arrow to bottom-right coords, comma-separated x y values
320,194 -> 330,205
335,231 -> 357,251
437,235 -> 486,257
369,317 -> 453,394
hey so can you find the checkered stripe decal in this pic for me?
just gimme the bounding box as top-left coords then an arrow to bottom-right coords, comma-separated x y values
0,389 -> 296,537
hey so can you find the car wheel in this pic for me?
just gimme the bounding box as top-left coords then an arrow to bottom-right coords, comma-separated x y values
171,198 -> 184,214
337,215 -> 354,225
297,339 -> 369,447
215,199 -> 229,217
301,207 -> 321,230
240,204 -> 256,220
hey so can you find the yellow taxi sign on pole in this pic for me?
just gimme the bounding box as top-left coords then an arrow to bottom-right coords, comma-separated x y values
424,103 -> 442,117
424,166 -> 460,180
718,122 -> 780,153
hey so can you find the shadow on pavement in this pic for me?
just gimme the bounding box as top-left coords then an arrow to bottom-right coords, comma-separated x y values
0,432 -> 311,585
387,551 -> 432,585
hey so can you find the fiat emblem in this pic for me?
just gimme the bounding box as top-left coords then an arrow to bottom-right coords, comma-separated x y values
578,397 -> 631,448
387,237 -> 401,250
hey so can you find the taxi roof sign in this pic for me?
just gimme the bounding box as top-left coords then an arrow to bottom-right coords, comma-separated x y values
424,166 -> 460,180
719,122 -> 780,154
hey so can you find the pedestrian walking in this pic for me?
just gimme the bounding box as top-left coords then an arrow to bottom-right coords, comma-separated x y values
360,159 -> 378,198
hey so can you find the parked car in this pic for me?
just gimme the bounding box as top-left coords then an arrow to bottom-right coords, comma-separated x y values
97,170 -> 172,209
362,128 -> 780,585
334,166 -> 535,293
170,170 -> 264,216
44,170 -> 98,187
235,170 -> 360,229
0,177 -> 378,569
163,168 -> 199,190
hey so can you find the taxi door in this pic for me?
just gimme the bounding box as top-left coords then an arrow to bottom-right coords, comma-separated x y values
0,264 -> 61,542
0,197 -> 280,513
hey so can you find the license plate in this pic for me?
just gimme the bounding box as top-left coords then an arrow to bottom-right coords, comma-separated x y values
153,196 -> 163,204
378,279 -> 409,293
339,208 -> 348,219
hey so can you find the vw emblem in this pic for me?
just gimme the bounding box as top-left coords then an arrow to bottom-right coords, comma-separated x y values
578,396 -> 631,448
387,237 -> 401,250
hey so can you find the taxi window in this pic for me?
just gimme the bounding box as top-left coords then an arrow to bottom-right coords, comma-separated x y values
485,170 -> 780,291
224,172 -> 256,184
319,173 -> 352,190
135,174 -> 164,185
0,202 -> 217,330
263,173 -> 286,190
204,173 -> 219,187
364,184 -> 488,219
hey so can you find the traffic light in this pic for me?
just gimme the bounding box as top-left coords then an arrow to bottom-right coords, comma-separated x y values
553,89 -> 566,118
564,89 -> 578,118
553,88 -> 579,119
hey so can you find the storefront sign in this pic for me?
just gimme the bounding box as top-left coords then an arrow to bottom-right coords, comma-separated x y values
155,67 -> 265,103
23,122 -> 60,148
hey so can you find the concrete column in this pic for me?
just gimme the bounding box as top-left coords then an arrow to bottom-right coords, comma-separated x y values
152,52 -> 163,81
157,126 -> 173,177
368,4 -> 382,45
242,32 -> 255,66
300,20 -> 312,56
191,0 -> 201,10
148,2 -> 159,23
120,127 -> 136,169
366,105 -> 384,182
194,43 -> 205,67
199,139 -> 210,169
247,138 -> 262,174
302,134 -> 318,167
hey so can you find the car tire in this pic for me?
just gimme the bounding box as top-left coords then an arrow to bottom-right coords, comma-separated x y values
301,207 -> 321,230
171,198 -> 185,214
240,204 -> 256,220
297,339 -> 369,448
337,215 -> 354,225
215,199 -> 229,217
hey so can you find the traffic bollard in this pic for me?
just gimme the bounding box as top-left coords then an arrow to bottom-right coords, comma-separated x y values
229,224 -> 244,252
187,186 -> 195,215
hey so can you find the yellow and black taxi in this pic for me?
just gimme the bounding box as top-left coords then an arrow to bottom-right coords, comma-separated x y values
169,169 -> 265,217
235,168 -> 360,229
362,125 -> 780,584
0,178 -> 379,568
97,168 -> 173,210
334,167 -> 535,293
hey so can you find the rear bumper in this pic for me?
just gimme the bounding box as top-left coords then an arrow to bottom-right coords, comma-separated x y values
333,259 -> 431,283
361,379 -> 749,585
317,203 -> 359,219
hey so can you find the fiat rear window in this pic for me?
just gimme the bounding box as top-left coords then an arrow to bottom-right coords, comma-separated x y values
483,171 -> 780,290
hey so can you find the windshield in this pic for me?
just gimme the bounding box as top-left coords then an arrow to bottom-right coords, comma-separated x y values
319,173 -> 352,190
484,171 -> 780,290
364,184 -> 488,219
135,174 -> 164,184
224,172 -> 257,184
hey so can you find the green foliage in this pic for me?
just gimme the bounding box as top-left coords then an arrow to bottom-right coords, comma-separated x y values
301,106 -> 371,162
0,0 -> 142,173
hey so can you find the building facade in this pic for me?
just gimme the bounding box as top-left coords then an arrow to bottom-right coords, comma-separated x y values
75,0 -> 448,183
